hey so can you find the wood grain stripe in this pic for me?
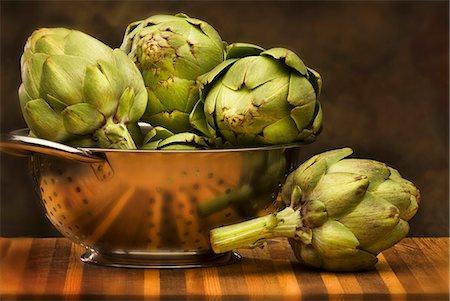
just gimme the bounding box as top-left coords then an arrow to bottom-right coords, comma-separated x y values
354,268 -> 389,300
376,253 -> 406,301
337,274 -> 363,301
217,254 -> 249,299
144,270 -> 160,298
63,242 -> 85,299
45,238 -> 73,296
400,239 -> 449,292
159,269 -> 186,300
290,262 -> 328,300
202,267 -> 222,298
22,238 -> 56,296
240,247 -> 284,300
0,238 -> 33,295
382,247 -> 424,295
267,241 -> 302,299
320,272 -> 345,301
412,238 -> 449,282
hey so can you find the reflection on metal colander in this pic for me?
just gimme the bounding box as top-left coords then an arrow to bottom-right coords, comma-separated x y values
28,146 -> 300,268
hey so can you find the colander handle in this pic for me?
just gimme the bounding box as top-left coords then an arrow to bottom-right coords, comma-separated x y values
0,130 -> 104,164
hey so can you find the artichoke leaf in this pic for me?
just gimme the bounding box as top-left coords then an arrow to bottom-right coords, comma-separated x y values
83,64 -> 116,116
311,220 -> 361,258
287,73 -> 316,107
338,193 -> 400,248
321,249 -> 378,272
309,172 -> 369,219
62,103 -> 104,135
189,100 -> 210,137
261,48 -> 307,75
363,219 -> 409,255
24,98 -> 70,141
329,159 -> 391,190
307,67 -> 322,98
225,42 -> 265,60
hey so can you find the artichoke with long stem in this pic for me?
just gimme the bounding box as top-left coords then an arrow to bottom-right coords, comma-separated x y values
19,28 -> 147,149
210,148 -> 420,271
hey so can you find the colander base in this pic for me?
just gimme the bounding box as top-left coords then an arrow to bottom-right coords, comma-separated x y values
80,249 -> 241,269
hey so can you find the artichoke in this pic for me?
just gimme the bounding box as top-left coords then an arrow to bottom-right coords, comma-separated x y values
120,13 -> 226,133
141,126 -> 212,150
190,43 -> 323,147
19,28 -> 147,149
210,148 -> 420,272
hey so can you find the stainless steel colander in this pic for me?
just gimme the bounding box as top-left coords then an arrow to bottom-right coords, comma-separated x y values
1,128 -> 303,268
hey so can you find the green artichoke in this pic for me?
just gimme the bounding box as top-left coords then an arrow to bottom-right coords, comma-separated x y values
190,43 -> 323,147
210,148 -> 420,272
19,28 -> 147,149
141,126 -> 212,150
120,13 -> 226,133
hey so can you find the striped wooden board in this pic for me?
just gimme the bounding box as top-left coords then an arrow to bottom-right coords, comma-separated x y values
1,237 -> 448,300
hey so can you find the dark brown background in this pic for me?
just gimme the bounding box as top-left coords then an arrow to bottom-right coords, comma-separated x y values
1,1 -> 448,237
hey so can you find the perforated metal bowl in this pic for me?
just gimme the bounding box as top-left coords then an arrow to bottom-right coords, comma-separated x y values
1,128 -> 303,268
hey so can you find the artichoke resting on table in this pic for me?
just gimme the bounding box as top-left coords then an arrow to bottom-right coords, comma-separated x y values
210,148 -> 420,272
19,28 -> 147,149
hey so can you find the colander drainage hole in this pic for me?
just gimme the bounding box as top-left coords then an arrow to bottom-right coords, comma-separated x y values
83,199 -> 89,205
218,179 -> 225,185
51,178 -> 56,184
67,177 -> 72,182
40,187 -> 44,193
75,187 -> 81,193
53,192 -> 58,197
208,172 -> 214,179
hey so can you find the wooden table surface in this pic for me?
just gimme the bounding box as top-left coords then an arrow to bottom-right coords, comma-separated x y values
0,237 -> 448,300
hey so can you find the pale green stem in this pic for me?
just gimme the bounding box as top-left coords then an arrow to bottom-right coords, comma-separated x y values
210,207 -> 303,253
